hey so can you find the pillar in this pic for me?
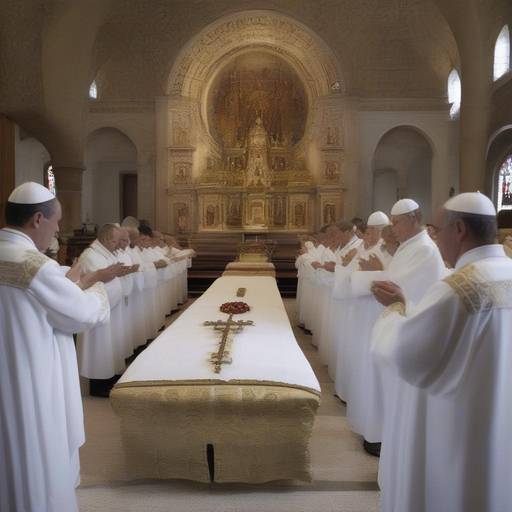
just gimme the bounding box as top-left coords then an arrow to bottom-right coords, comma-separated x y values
0,115 -> 15,227
52,166 -> 84,235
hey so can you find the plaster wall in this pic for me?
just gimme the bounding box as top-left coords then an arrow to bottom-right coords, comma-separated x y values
357,108 -> 459,221
82,127 -> 137,227
85,107 -> 156,225
14,126 -> 50,186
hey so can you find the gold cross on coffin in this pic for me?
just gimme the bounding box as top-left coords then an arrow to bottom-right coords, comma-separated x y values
203,314 -> 254,374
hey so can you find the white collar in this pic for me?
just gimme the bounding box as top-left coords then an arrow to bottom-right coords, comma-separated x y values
395,229 -> 428,255
0,228 -> 38,250
91,239 -> 116,262
455,244 -> 506,270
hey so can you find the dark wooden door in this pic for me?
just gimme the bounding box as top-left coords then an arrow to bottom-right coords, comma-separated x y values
121,173 -> 137,220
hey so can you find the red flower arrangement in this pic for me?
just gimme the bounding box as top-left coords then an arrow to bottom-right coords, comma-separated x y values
220,301 -> 251,315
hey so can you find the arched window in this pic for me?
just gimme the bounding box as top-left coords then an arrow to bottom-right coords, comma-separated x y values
89,80 -> 98,100
447,69 -> 461,119
47,165 -> 56,196
497,154 -> 512,211
494,25 -> 510,81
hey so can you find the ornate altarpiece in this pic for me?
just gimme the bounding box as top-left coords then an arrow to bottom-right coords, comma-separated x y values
160,50 -> 345,234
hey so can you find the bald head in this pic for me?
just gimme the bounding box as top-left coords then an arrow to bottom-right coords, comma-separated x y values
97,224 -> 121,253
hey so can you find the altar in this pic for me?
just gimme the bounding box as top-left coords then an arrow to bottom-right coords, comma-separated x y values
110,276 -> 320,483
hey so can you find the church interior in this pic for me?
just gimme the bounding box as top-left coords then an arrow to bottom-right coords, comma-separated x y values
1,1 -> 512,511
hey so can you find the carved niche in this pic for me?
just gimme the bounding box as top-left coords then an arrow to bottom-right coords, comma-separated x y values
226,195 -> 243,227
173,161 -> 192,184
289,195 -> 308,229
199,194 -> 222,230
271,195 -> 287,227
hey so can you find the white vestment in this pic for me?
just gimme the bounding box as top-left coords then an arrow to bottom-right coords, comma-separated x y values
309,246 -> 337,344
116,248 -> 147,351
315,235 -> 362,383
126,246 -> 158,340
334,241 -> 391,408
300,244 -> 328,331
372,244 -> 512,512
77,240 -> 125,379
348,230 -> 445,485
0,228 -> 109,512
295,244 -> 316,325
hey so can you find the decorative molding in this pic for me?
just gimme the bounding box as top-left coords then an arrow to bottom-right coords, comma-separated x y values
88,100 -> 154,113
357,97 -> 450,112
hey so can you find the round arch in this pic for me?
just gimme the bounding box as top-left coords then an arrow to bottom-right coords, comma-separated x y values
83,126 -> 139,226
371,125 -> 434,220
166,10 -> 342,101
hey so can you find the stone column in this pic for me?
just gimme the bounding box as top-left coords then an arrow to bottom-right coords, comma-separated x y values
459,81 -> 491,192
52,166 -> 84,235
137,151 -> 156,227
0,115 -> 15,227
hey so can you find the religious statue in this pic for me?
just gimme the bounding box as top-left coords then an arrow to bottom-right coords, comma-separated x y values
175,203 -> 189,233
227,197 -> 242,225
324,161 -> 338,180
206,205 -> 216,226
326,126 -> 339,146
294,203 -> 305,227
323,204 -> 336,224
244,116 -> 271,188
273,196 -> 286,226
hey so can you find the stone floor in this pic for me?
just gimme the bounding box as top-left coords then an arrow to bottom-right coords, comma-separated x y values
77,298 -> 380,512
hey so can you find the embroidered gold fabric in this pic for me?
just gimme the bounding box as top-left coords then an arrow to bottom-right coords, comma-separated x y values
87,282 -> 110,317
444,264 -> 512,314
0,250 -> 49,289
381,301 -> 406,318
110,383 -> 320,483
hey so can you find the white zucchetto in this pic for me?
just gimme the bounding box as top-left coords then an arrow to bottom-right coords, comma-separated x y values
444,192 -> 496,217
391,198 -> 419,216
367,211 -> 390,227
8,182 -> 54,205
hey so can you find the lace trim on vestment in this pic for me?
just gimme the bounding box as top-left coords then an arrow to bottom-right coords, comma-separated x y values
444,264 -> 512,314
0,250 -> 49,289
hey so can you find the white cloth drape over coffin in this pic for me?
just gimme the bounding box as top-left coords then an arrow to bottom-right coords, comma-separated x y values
111,276 -> 320,483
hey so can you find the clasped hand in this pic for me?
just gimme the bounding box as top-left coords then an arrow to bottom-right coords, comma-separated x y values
370,280 -> 405,307
359,254 -> 384,271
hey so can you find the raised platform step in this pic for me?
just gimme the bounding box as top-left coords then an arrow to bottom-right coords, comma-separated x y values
182,231 -> 301,296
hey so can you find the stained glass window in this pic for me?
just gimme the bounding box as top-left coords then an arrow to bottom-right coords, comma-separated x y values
47,165 -> 56,196
497,155 -> 512,211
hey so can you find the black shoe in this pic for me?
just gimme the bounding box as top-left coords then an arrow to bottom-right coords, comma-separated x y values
363,440 -> 381,457
333,394 -> 347,405
89,378 -> 114,398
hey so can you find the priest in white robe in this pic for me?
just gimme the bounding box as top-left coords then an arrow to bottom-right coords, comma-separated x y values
316,221 -> 362,380
0,183 -> 114,512
77,224 -> 130,394
115,228 -> 145,352
346,199 -> 446,456
333,212 -> 391,420
371,192 -> 511,512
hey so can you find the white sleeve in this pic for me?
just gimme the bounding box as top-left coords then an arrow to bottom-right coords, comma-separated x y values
349,270 -> 388,297
28,261 -> 110,334
371,281 -> 470,395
